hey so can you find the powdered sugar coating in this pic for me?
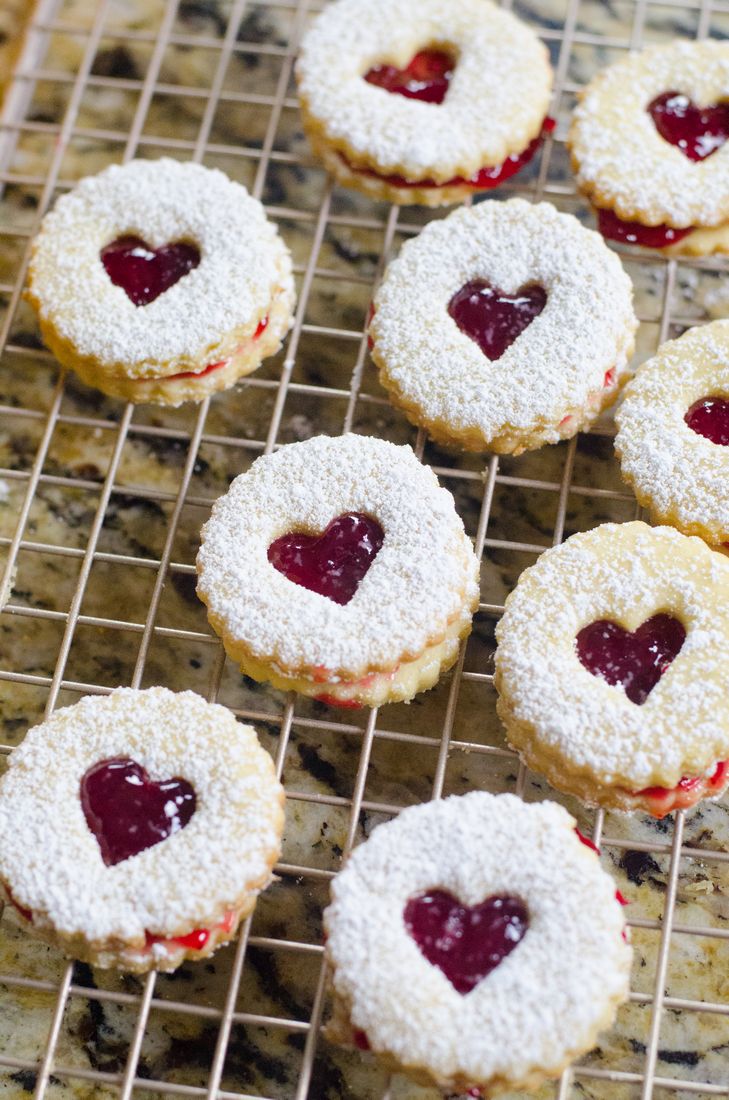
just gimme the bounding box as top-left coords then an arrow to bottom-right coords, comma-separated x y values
0,688 -> 284,944
296,0 -> 552,182
370,199 -> 637,453
26,158 -> 294,377
615,322 -> 729,546
196,434 -> 480,678
495,522 -> 729,791
325,791 -> 630,1092
570,41 -> 729,227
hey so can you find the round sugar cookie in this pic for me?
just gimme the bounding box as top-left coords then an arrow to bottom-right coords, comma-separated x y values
324,791 -> 631,1095
616,321 -> 729,551
569,41 -> 729,255
296,0 -> 553,206
196,434 -> 480,708
495,522 -> 729,817
0,687 -> 284,971
26,158 -> 295,405
369,199 -> 637,454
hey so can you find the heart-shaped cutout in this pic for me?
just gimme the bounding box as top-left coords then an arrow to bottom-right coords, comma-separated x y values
685,396 -> 729,445
576,613 -> 686,706
267,512 -> 384,606
404,889 -> 529,994
364,49 -> 455,105
81,757 -> 196,866
648,91 -> 729,162
101,235 -> 200,306
448,279 -> 547,361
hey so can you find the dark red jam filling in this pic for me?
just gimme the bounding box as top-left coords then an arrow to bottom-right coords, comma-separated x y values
350,117 -> 555,190
145,910 -> 236,954
637,760 -> 729,801
684,396 -> 729,445
648,91 -> 729,162
448,279 -> 547,361
353,1029 -> 371,1051
136,318 -> 269,384
403,889 -> 528,995
268,512 -> 384,606
101,235 -> 200,306
596,208 -> 693,249
575,613 -> 686,706
81,757 -> 196,866
364,48 -> 455,105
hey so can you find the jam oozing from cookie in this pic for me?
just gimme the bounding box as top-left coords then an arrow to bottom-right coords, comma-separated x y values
101,235 -> 200,306
404,890 -> 529,994
629,760 -> 729,818
648,91 -> 729,162
81,757 -> 196,866
364,49 -> 455,105
596,208 -> 693,249
576,614 -> 686,706
145,909 -> 236,954
448,280 -> 547,360
684,397 -> 729,445
268,512 -> 384,606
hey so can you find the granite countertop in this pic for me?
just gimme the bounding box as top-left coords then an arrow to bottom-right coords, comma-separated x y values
0,1 -> 728,1098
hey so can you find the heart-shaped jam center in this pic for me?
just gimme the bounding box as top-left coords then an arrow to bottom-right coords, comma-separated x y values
685,396 -> 729,445
404,890 -> 529,995
448,280 -> 547,361
101,235 -> 200,306
267,512 -> 384,606
576,614 -> 686,706
648,91 -> 729,162
81,757 -> 196,866
364,49 -> 455,105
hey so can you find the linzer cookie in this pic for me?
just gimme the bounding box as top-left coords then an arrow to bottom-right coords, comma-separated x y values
296,0 -> 553,207
495,522 -> 729,817
196,434 -> 480,708
616,321 -> 729,551
569,41 -> 729,256
0,688 -> 284,971
369,199 -> 637,454
324,791 -> 631,1094
25,158 -> 295,405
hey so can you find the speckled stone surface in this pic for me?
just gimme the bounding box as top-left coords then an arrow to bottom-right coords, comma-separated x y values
0,1 -> 728,1098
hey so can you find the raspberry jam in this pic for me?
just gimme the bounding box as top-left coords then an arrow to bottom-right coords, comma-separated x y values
268,512 -> 384,606
81,757 -> 196,866
648,91 -> 729,162
684,397 -> 729,445
364,49 -> 455,105
101,235 -> 200,306
448,280 -> 547,361
575,614 -> 686,706
349,117 -> 555,191
404,890 -> 528,994
145,909 -> 236,955
596,208 -> 693,249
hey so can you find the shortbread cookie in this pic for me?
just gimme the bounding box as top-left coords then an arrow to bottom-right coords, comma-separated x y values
324,791 -> 631,1095
296,0 -> 553,207
569,41 -> 729,256
196,434 -> 480,708
26,158 -> 295,405
0,688 -> 284,971
369,199 -> 637,454
495,522 -> 729,817
616,322 -> 729,551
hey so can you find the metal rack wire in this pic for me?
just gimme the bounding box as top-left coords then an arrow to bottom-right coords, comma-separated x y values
0,0 -> 728,1097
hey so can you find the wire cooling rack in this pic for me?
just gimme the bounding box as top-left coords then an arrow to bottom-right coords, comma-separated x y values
0,0 -> 729,1097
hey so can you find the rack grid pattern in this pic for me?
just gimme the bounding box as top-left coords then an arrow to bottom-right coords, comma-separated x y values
0,0 -> 728,1097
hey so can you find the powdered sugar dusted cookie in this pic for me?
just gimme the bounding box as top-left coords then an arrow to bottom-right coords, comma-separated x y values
370,199 -> 637,454
26,158 -> 295,405
495,522 -> 729,817
0,688 -> 284,971
196,434 -> 479,708
324,791 -> 631,1095
296,0 -> 553,207
569,41 -> 729,256
616,321 -> 729,551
